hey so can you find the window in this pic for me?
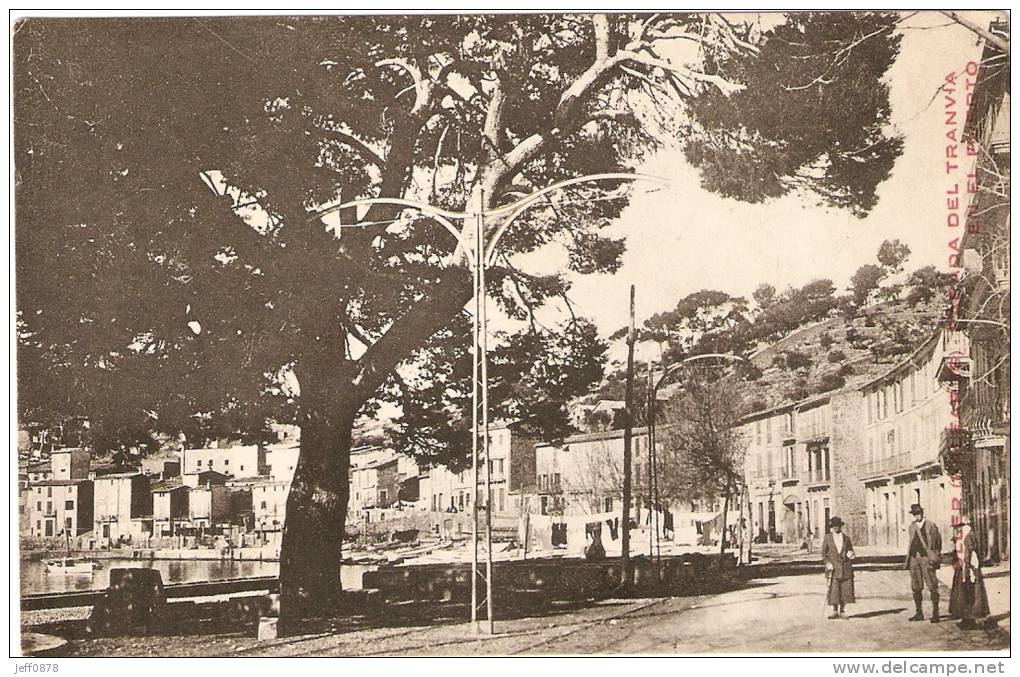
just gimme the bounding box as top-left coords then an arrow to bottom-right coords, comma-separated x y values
553,473 -> 560,491
65,500 -> 74,510
240,465 -> 244,472
196,460 -> 202,468
47,487 -> 52,497
498,488 -> 505,512
36,502 -> 41,511
755,421 -> 762,446
224,459 -> 229,466
766,418 -> 773,444
260,501 -> 267,509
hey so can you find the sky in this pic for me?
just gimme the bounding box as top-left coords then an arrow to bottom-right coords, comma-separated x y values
511,11 -> 999,360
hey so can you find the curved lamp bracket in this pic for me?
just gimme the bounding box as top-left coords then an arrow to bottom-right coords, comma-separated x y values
655,353 -> 747,392
310,196 -> 470,261
484,172 -> 670,266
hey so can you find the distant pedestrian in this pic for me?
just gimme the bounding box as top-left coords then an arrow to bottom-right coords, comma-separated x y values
805,528 -> 815,553
949,517 -> 989,629
905,504 -> 943,623
821,516 -> 856,618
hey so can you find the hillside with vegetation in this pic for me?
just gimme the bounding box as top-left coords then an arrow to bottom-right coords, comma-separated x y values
588,240 -> 954,419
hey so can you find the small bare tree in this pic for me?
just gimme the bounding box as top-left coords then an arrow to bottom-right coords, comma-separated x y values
658,375 -> 748,567
559,439 -> 628,515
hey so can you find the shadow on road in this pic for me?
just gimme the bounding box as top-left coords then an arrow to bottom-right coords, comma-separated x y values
847,608 -> 907,619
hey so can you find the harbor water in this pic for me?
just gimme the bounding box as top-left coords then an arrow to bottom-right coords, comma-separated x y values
20,558 -> 370,595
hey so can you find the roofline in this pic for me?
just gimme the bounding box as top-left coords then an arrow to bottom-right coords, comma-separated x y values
739,392 -> 832,425
855,329 -> 943,393
29,479 -> 91,487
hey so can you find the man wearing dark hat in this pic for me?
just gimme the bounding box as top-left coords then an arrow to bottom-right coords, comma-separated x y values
905,503 -> 943,623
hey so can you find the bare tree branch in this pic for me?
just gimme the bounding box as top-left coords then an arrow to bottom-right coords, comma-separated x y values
942,11 -> 1010,55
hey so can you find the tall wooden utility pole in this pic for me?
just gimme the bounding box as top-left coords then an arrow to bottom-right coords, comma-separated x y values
647,362 -> 654,557
621,285 -> 635,588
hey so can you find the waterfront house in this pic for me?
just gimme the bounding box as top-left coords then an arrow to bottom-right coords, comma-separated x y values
265,441 -> 301,484
188,482 -> 232,530
152,479 -> 189,536
349,453 -> 401,512
182,444 -> 265,479
419,423 -> 523,519
50,447 -> 90,481
93,473 -> 152,544
25,479 -> 94,539
534,425 -> 658,517
247,478 -> 290,532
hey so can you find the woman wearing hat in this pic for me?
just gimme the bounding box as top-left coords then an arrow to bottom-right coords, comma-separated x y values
821,516 -> 856,618
949,517 -> 990,629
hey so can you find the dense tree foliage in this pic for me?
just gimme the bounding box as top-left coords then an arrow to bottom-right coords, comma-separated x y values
15,12 -> 906,624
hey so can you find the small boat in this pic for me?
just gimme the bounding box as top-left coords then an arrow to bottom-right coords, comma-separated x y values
44,556 -> 97,575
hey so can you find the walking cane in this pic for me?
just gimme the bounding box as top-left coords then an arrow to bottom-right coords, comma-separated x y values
821,567 -> 833,619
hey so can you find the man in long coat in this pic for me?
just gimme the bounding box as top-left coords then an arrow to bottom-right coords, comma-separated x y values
905,503 -> 943,623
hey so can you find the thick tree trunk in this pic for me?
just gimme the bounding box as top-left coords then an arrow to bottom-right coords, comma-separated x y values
278,367 -> 356,632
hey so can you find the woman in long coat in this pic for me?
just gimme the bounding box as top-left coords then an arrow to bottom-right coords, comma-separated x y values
821,516 -> 856,619
949,518 -> 990,628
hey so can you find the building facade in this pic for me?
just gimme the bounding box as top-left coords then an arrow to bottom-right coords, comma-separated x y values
152,480 -> 189,536
957,29 -> 1010,563
182,444 -> 265,479
265,441 -> 301,484
93,473 -> 152,544
49,447 -> 91,481
247,479 -> 290,531
740,384 -> 881,547
859,330 -> 965,549
421,423 -> 518,517
534,426 -> 654,517
24,479 -> 94,539
188,483 -> 232,529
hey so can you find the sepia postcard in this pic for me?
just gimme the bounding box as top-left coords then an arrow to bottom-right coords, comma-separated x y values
11,9 -> 1011,664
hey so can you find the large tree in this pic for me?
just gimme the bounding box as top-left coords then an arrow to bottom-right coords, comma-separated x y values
15,12 -> 904,625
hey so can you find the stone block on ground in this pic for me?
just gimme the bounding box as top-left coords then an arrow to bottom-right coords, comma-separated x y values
87,568 -> 167,637
21,632 -> 67,657
257,616 -> 278,641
